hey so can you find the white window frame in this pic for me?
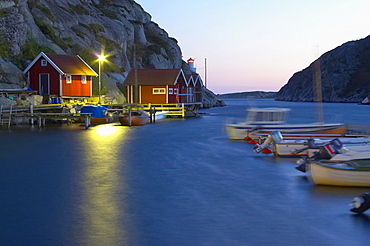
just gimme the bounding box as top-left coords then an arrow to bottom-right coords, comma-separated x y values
152,88 -> 166,94
41,59 -> 47,66
66,75 -> 72,84
174,88 -> 178,94
81,75 -> 87,84
168,88 -> 173,94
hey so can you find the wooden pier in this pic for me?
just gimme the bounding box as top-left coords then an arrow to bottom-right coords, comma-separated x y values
0,110 -> 92,129
141,103 -> 202,117
13,112 -> 92,128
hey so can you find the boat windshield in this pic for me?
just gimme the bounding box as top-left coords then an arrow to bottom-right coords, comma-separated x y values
246,108 -> 290,124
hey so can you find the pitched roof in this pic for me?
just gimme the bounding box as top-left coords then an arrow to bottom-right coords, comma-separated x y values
192,72 -> 204,86
124,69 -> 184,86
184,74 -> 194,86
23,52 -> 98,76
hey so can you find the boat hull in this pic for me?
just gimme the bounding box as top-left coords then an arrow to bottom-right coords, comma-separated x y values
308,161 -> 370,187
119,113 -> 149,126
90,117 -> 114,125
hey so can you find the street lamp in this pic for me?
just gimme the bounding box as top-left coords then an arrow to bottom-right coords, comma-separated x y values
98,54 -> 106,104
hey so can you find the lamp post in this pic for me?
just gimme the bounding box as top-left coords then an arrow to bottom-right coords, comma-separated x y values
98,55 -> 106,104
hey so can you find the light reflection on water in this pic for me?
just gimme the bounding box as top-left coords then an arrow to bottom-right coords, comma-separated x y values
78,124 -> 129,246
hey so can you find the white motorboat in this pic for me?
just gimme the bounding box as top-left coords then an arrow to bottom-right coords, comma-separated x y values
273,136 -> 370,157
225,107 -> 346,140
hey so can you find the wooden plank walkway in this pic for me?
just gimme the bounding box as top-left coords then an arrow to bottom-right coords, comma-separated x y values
7,112 -> 92,129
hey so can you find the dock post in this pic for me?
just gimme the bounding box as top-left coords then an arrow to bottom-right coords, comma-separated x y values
149,105 -> 153,123
85,114 -> 90,129
128,108 -> 132,127
30,105 -> 34,125
38,115 -> 42,128
153,106 -> 156,123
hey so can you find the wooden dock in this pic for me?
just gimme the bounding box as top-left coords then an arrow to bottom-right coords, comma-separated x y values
12,112 -> 92,128
0,110 -> 92,129
141,103 -> 202,117
106,103 -> 202,119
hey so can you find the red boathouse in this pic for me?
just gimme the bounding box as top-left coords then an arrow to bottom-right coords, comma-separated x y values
23,52 -> 98,97
124,69 -> 191,104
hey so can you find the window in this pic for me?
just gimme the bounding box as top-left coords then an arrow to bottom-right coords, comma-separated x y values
66,75 -> 72,84
81,75 -> 87,84
168,88 -> 173,94
152,88 -> 166,94
174,88 -> 178,94
41,59 -> 47,66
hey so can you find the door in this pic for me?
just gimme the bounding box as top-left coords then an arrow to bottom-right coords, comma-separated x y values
39,73 -> 50,95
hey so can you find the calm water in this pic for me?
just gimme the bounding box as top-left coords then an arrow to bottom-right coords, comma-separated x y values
1,99 -> 370,246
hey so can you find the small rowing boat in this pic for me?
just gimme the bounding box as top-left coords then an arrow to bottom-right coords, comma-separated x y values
119,109 -> 149,126
307,160 -> 370,187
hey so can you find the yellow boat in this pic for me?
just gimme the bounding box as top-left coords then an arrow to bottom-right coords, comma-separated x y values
307,160 -> 370,187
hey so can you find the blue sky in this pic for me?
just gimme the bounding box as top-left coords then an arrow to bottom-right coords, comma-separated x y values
135,0 -> 370,94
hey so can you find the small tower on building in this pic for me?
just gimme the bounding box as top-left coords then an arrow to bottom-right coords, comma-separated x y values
187,58 -> 196,73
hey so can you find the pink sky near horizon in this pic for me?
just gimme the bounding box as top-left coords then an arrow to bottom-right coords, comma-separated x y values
135,0 -> 370,94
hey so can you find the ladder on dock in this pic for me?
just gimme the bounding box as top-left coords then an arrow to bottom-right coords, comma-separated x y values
0,105 -> 13,128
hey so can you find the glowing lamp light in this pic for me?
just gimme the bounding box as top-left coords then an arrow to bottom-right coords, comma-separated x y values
98,55 -> 106,62
187,58 -> 194,63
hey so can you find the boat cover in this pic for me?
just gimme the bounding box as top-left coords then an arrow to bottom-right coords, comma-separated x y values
81,105 -> 107,118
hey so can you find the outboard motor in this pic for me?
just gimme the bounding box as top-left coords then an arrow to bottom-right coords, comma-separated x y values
254,131 -> 283,153
292,138 -> 317,155
350,193 -> 370,214
295,138 -> 343,173
318,138 -> 343,159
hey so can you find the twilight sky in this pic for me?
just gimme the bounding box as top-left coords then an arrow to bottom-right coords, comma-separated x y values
135,0 -> 370,94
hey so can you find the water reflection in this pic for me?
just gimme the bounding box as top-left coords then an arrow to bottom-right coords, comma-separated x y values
79,124 -> 130,245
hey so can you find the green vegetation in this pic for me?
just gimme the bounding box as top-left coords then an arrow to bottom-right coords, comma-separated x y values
96,35 -> 120,52
0,8 -> 9,18
33,17 -> 74,51
92,3 -> 119,20
34,17 -> 55,38
88,24 -> 105,34
12,38 -> 54,69
71,26 -> 85,39
27,1 -> 55,21
0,40 -> 10,58
145,33 -> 171,62
68,3 -> 89,15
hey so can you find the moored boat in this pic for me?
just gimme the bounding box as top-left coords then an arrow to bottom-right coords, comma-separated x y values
119,110 -> 149,126
81,105 -> 114,125
273,136 -> 370,157
307,160 -> 370,187
225,107 -> 346,140
295,138 -> 370,172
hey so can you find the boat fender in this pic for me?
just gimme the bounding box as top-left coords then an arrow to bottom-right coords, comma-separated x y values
261,148 -> 273,154
244,136 -> 252,141
248,139 -> 258,144
350,193 -> 370,214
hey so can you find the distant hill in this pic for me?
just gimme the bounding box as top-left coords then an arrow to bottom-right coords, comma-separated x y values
217,91 -> 277,99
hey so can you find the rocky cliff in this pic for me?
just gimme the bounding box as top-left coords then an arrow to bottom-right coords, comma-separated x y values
0,0 -> 221,106
276,35 -> 370,102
